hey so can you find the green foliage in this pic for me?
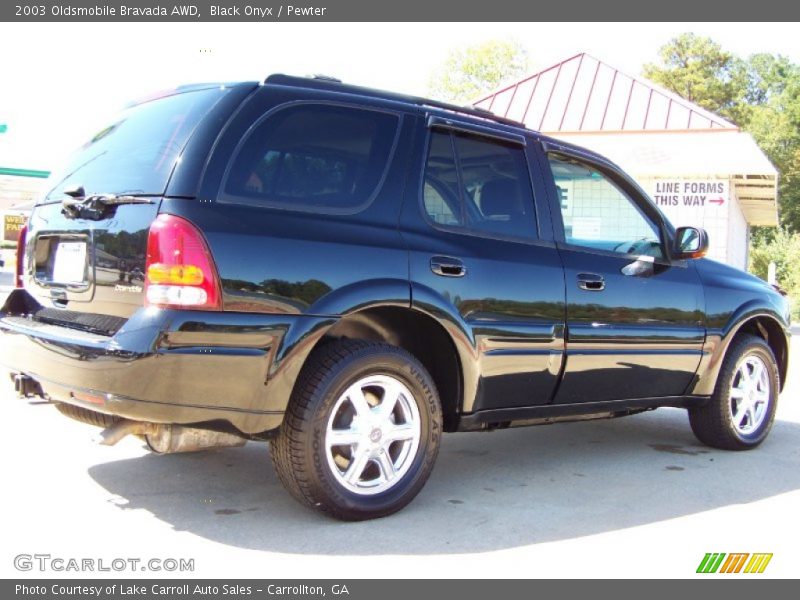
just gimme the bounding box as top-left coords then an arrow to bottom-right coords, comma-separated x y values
645,33 -> 800,233
643,33 -> 746,121
744,73 -> 800,233
743,53 -> 798,105
749,229 -> 800,319
428,39 -> 530,104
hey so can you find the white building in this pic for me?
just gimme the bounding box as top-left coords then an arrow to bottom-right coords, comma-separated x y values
0,122 -> 50,244
475,53 -> 779,269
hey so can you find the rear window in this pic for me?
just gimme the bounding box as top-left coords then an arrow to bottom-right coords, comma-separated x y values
222,104 -> 400,212
45,87 -> 228,201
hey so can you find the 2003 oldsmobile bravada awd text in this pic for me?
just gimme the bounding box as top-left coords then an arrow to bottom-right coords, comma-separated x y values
0,76 -> 791,520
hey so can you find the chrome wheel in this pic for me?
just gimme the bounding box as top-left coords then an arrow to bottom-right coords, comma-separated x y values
689,335 -> 778,451
325,374 -> 421,496
729,355 -> 771,435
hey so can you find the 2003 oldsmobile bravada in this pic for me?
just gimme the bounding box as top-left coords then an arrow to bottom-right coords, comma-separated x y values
0,75 -> 791,520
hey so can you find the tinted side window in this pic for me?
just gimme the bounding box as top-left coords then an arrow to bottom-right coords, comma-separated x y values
423,131 -> 463,227
422,130 -> 536,240
224,105 -> 399,211
548,154 -> 663,258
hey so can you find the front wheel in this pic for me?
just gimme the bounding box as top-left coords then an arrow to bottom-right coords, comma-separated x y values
689,335 -> 779,450
270,340 -> 442,520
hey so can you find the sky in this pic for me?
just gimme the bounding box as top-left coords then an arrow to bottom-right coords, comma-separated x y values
2,22 -> 800,172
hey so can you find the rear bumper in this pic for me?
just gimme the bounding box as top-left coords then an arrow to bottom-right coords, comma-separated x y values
0,289 -> 331,434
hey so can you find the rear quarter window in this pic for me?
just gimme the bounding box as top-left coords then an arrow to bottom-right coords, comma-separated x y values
222,104 -> 400,213
422,129 -> 538,241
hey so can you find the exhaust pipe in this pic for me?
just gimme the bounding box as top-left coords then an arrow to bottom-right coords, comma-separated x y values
146,424 -> 247,454
12,374 -> 43,398
97,420 -> 246,454
96,420 -> 152,446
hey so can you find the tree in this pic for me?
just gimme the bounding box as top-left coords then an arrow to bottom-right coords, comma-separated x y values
743,53 -> 799,106
749,228 -> 800,319
643,33 -> 747,123
746,88 -> 800,233
428,40 -> 530,104
645,34 -> 800,233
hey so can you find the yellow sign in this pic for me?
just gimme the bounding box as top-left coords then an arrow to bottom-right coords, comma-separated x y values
3,214 -> 26,242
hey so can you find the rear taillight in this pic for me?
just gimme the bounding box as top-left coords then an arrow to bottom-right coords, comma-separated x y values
144,214 -> 221,310
15,224 -> 28,288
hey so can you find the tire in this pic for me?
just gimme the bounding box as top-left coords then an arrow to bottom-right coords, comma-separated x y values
56,402 -> 121,429
689,334 -> 779,450
270,339 -> 442,521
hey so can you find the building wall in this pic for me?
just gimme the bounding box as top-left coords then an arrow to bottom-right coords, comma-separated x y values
727,188 -> 749,270
0,174 -> 46,212
555,172 -> 748,270
559,172 -> 748,271
560,177 -> 657,242
637,176 -> 747,270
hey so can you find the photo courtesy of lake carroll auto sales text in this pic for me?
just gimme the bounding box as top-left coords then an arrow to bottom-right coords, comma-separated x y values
15,584 -> 350,597
1,0 -> 800,595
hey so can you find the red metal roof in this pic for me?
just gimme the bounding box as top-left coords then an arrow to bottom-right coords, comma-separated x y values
474,53 -> 738,133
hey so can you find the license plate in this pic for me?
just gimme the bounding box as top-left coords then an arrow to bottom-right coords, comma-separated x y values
52,241 -> 87,284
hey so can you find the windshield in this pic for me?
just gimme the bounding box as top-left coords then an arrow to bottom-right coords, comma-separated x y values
44,86 -> 228,201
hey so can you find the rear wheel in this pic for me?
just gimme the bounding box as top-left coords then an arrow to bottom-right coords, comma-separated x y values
270,340 -> 442,520
689,335 -> 779,450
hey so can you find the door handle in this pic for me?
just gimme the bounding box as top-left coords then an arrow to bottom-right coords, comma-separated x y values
577,272 -> 605,291
430,256 -> 466,278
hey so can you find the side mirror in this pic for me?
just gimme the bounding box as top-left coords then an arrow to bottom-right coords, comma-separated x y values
673,226 -> 709,259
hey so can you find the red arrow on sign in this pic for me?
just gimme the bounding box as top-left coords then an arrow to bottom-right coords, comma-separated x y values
709,197 -> 725,206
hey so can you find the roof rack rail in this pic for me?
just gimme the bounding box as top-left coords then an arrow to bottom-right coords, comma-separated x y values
419,99 -> 523,128
264,73 -> 525,129
471,106 -> 498,117
311,74 -> 342,83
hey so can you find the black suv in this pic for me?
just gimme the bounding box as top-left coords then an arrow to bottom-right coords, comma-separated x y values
1,76 -> 791,520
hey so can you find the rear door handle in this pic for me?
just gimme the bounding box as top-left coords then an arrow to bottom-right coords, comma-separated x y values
430,256 -> 466,278
577,272 -> 605,291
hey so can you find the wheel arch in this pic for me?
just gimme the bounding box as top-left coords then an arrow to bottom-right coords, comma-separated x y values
692,304 -> 790,395
311,306 -> 466,431
731,315 -> 789,391
260,278 -> 474,433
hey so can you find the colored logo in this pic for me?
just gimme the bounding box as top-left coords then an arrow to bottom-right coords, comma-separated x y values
697,553 -> 773,574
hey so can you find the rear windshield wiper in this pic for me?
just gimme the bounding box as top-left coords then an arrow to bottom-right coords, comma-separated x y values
62,186 -> 154,220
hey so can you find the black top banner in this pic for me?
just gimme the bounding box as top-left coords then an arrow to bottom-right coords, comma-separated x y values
3,0 -> 800,22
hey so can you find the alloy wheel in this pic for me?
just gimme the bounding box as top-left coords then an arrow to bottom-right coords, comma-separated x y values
325,374 -> 422,495
729,355 -> 771,435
